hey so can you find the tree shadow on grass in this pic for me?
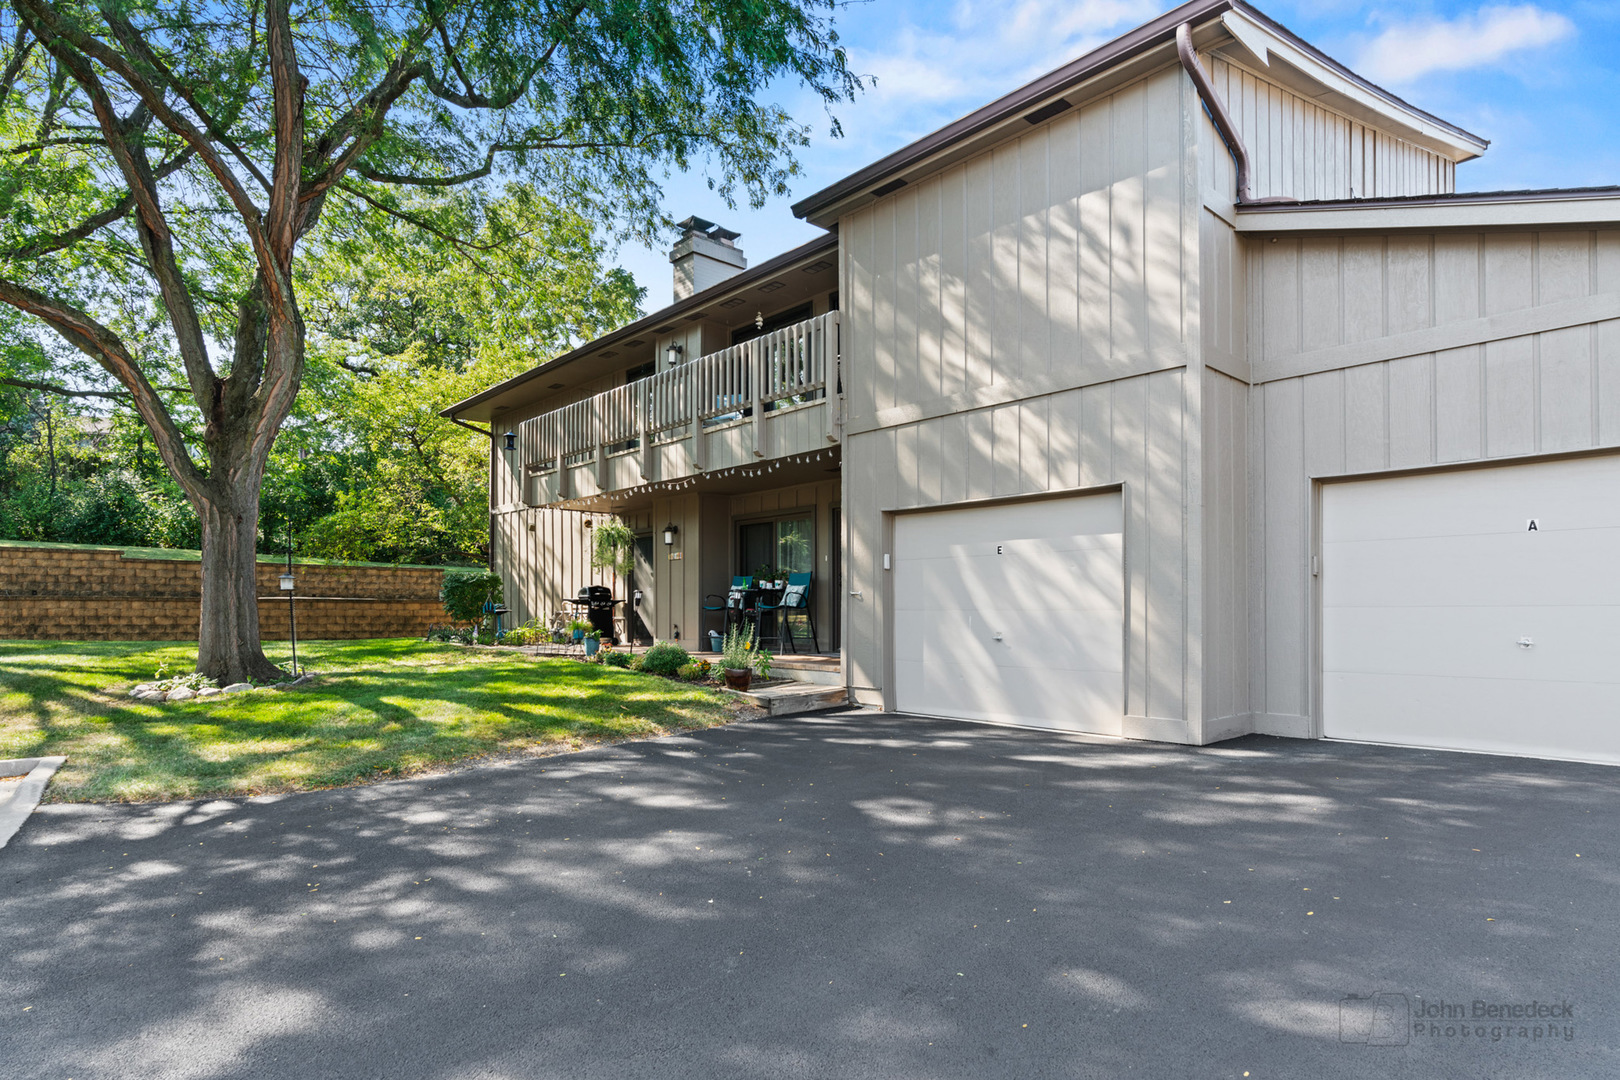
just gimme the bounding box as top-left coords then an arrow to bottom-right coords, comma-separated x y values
1,640 -> 741,801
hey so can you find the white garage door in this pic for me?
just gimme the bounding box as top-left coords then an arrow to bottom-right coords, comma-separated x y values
892,493 -> 1124,733
1322,454 -> 1620,764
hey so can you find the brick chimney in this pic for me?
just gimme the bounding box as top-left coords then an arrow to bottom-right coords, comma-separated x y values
670,216 -> 746,300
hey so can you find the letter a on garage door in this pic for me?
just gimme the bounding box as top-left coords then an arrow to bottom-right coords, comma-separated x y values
1322,454 -> 1620,765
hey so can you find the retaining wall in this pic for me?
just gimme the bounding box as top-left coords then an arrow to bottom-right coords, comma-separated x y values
0,543 -> 447,640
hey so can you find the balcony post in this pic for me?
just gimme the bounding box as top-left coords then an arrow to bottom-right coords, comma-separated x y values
751,337 -> 768,458
638,380 -> 652,480
686,363 -> 704,471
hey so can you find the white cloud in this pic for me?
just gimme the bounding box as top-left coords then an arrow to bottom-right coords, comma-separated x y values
850,0 -> 1163,109
1355,4 -> 1576,85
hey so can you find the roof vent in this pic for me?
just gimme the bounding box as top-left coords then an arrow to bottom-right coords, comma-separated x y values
670,216 -> 747,300
1024,99 -> 1072,125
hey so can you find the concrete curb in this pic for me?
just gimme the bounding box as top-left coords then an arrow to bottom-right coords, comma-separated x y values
0,756 -> 66,850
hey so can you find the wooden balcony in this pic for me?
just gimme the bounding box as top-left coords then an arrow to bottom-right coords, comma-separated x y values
520,312 -> 840,506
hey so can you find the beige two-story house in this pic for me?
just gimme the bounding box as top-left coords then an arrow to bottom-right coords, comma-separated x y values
444,0 -> 1620,765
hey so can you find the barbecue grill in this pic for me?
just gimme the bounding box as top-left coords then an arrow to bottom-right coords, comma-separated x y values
574,585 -> 622,644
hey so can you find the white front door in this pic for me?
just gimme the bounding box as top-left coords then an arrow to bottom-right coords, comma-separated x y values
1322,454 -> 1620,764
892,493 -> 1124,733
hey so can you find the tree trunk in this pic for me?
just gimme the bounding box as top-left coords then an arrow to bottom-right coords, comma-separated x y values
194,469 -> 285,685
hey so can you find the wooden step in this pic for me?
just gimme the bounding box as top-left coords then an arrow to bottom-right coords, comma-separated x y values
726,681 -> 849,717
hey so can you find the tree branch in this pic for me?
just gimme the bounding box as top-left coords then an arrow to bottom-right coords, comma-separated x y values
0,142 -> 196,260
334,181 -> 501,267
14,0 -> 271,266
6,134 -> 104,153
0,274 -> 207,496
20,28 -> 220,413
99,8 -> 273,193
0,375 -> 130,401
0,26 -> 34,110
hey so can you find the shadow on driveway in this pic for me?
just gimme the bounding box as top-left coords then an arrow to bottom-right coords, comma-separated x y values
2,712 -> 1616,1079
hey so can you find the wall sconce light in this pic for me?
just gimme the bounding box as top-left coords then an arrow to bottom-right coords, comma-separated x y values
502,431 -> 516,452
665,342 -> 683,365
663,523 -> 679,546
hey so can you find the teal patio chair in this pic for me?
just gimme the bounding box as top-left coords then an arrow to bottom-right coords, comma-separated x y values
758,572 -> 816,654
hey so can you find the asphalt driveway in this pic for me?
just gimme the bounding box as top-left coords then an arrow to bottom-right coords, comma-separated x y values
2,711 -> 1616,1079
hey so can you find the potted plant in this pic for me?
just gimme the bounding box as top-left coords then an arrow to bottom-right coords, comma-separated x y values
582,629 -> 601,656
591,518 -> 637,578
719,624 -> 770,691
568,617 -> 590,642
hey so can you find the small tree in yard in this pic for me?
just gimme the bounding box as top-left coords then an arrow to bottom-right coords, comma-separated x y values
440,568 -> 502,631
0,0 -> 857,682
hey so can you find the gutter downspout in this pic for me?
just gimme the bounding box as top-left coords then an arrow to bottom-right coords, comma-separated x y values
447,413 -> 498,576
1176,22 -> 1294,206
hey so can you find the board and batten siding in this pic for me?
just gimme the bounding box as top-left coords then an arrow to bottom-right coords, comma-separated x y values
840,65 -> 1195,433
1247,228 -> 1620,735
492,506 -> 642,628
845,368 -> 1196,740
840,64 -> 1212,740
1206,53 -> 1456,203
1202,367 -> 1251,736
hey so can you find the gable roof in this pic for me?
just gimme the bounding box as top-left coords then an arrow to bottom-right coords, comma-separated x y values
791,0 -> 1487,226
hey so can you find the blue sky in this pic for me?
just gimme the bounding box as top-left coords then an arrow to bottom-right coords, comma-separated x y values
613,1 -> 1620,310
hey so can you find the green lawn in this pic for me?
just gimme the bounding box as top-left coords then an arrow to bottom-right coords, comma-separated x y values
0,639 -> 743,803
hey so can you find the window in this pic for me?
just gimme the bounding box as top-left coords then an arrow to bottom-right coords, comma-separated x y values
738,515 -> 813,578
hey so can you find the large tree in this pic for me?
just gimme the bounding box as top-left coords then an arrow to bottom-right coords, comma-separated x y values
0,0 -> 856,681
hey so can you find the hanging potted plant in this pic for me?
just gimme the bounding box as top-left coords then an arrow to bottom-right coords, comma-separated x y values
591,518 -> 637,578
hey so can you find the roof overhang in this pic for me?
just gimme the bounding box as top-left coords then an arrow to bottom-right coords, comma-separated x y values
1213,8 -> 1487,163
1235,188 -> 1620,233
440,230 -> 838,424
792,0 -> 1486,227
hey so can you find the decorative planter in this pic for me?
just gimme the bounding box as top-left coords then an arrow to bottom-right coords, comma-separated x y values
724,668 -> 752,691
573,629 -> 584,641
583,637 -> 600,656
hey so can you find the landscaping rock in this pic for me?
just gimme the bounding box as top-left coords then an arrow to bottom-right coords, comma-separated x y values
196,686 -> 223,697
222,682 -> 254,693
165,687 -> 196,701
135,690 -> 166,702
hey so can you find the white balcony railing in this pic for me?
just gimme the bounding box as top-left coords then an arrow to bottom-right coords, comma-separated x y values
520,311 -> 840,504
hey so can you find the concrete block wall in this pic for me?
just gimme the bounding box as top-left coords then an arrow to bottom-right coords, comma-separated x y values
0,544 -> 448,641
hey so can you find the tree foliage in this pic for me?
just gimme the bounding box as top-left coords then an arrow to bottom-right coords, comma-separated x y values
0,0 -> 857,678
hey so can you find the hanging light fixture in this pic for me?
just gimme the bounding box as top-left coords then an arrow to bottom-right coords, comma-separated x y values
502,431 -> 516,452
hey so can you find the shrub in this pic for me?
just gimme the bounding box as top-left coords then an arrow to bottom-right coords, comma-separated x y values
600,648 -> 634,668
501,620 -> 542,646
640,641 -> 690,676
677,659 -> 712,682
441,569 -> 502,624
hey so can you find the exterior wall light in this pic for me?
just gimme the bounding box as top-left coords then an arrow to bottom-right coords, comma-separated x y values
666,342 -> 683,365
663,523 -> 679,546
502,431 -> 516,452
